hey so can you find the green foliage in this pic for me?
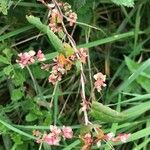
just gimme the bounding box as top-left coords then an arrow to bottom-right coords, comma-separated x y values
1,0 -> 150,149
111,0 -> 135,7
0,0 -> 10,15
11,88 -> 24,101
0,55 -> 10,64
25,113 -> 38,122
90,101 -> 127,122
26,15 -> 64,53
125,56 -> 150,93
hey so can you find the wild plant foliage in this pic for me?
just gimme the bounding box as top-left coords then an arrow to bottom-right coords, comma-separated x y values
0,0 -> 150,150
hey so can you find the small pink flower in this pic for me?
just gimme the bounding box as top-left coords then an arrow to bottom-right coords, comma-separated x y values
36,50 -> 46,61
48,74 -> 58,85
111,133 -> 131,143
16,50 -> 35,68
105,132 -> 115,140
62,126 -> 73,139
78,48 -> 88,64
50,125 -> 61,135
67,12 -> 77,26
44,133 -> 60,145
93,72 -> 106,92
80,100 -> 90,112
84,133 -> 93,144
48,58 -> 66,85
117,133 -> 131,143
49,8 -> 62,32
93,72 -> 106,81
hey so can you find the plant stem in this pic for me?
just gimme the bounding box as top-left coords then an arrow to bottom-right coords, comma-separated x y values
26,66 -> 38,94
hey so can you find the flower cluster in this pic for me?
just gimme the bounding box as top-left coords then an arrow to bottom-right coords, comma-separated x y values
33,125 -> 73,146
48,54 -> 70,85
80,131 -> 131,149
81,133 -> 93,150
16,50 -> 45,68
80,100 -> 91,112
48,48 -> 87,85
48,6 -> 63,32
93,72 -> 106,92
47,1 -> 77,32
105,132 -> 131,143
63,3 -> 77,26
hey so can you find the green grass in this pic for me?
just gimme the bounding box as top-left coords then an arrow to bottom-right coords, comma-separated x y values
0,0 -> 150,149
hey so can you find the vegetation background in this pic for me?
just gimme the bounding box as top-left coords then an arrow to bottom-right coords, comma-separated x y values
0,0 -> 150,149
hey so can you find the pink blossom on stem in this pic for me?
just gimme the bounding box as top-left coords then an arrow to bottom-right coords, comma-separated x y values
36,50 -> 46,61
84,133 -> 93,145
80,100 -> 90,112
44,133 -> 60,145
93,72 -> 106,92
48,57 -> 66,85
49,8 -> 62,32
50,125 -> 61,135
105,132 -> 115,140
67,12 -> 77,26
62,126 -> 73,139
112,133 -> 131,143
16,50 -> 35,68
78,48 -> 88,64
48,74 -> 58,85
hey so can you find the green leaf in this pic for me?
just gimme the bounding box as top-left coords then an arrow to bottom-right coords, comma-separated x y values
111,0 -> 134,7
25,113 -> 38,122
0,119 -> 35,140
11,133 -> 23,145
90,101 -> 150,123
63,43 -> 75,57
111,58 -> 150,98
0,0 -> 9,15
123,101 -> 150,118
11,88 -> 24,101
90,101 -> 127,123
26,15 -> 64,53
125,57 -> 150,93
3,48 -> 13,61
43,112 -> 52,126
12,70 -> 26,86
3,65 -> 13,76
0,55 -> 10,64
128,127 -> 150,142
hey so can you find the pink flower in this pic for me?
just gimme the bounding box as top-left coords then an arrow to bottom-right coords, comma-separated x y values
84,133 -> 93,144
93,72 -> 106,81
117,133 -> 131,143
48,57 -> 66,85
49,8 -> 62,32
16,50 -> 35,68
93,72 -> 106,92
62,126 -> 73,139
80,100 -> 90,112
48,74 -> 58,85
111,133 -> 131,143
36,50 -> 46,61
50,125 -> 61,135
44,133 -> 60,145
105,132 -> 115,140
67,12 -> 77,26
78,48 -> 88,64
